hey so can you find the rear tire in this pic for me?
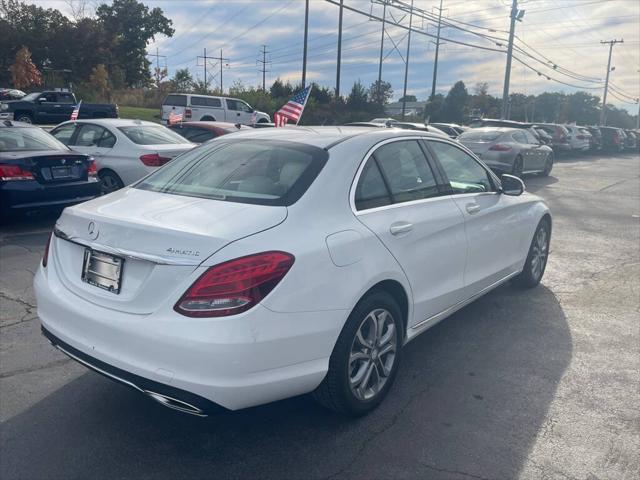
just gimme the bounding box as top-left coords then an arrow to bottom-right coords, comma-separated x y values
511,155 -> 524,178
313,291 -> 403,416
200,116 -> 215,121
512,217 -> 551,289
98,170 -> 124,195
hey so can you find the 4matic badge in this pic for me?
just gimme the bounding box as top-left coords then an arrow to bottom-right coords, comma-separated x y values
166,247 -> 201,257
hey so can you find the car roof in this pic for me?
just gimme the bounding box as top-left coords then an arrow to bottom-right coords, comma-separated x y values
464,127 -> 517,133
58,118 -> 161,127
0,120 -> 37,128
221,125 -> 449,149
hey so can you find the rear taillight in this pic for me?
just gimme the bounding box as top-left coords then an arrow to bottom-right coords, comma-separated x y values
174,251 -> 295,317
139,153 -> 172,167
0,164 -> 34,181
42,232 -> 52,267
489,144 -> 512,151
185,108 -> 192,119
87,159 -> 97,177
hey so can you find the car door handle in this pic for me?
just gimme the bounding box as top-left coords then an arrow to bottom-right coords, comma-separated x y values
390,222 -> 413,236
465,203 -> 481,214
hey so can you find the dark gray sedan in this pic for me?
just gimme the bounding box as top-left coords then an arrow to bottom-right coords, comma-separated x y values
458,127 -> 554,177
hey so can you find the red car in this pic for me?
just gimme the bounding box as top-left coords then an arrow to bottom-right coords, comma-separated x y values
167,121 -> 250,144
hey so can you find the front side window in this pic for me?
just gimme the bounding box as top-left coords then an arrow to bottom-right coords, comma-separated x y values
51,123 -> 77,145
118,125 -> 188,145
75,124 -> 113,147
429,141 -> 493,194
512,131 -> 528,144
58,93 -> 75,104
136,139 -> 328,206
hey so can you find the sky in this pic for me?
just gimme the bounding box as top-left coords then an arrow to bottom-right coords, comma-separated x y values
36,0 -> 640,113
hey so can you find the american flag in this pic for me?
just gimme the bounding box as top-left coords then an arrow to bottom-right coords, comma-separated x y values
168,111 -> 183,125
274,86 -> 311,127
70,100 -> 82,120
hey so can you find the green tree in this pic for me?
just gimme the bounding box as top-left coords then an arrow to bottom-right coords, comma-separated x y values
369,80 -> 393,105
88,63 -> 110,101
170,68 -> 193,93
96,0 -> 174,87
441,81 -> 468,123
423,94 -> 445,122
346,80 -> 368,110
270,78 -> 293,99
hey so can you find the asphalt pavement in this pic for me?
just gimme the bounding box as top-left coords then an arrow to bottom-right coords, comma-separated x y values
1,152 -> 639,480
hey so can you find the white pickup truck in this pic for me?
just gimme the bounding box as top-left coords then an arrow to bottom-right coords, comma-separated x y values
161,93 -> 270,125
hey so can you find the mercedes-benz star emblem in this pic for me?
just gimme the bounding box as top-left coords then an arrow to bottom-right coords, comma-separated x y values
87,221 -> 99,240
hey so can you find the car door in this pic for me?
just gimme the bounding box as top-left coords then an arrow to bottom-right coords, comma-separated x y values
56,93 -> 76,121
37,92 -> 60,122
67,123 -> 116,160
225,99 -> 252,124
353,139 -> 468,326
50,123 -> 79,146
511,131 -> 536,172
427,140 -> 528,297
523,129 -> 547,170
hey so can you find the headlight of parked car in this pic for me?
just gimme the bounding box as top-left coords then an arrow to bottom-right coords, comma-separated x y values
0,103 -> 8,110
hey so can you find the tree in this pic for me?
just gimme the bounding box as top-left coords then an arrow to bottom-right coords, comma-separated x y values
346,80 -> 368,109
96,0 -> 174,87
9,46 -> 42,89
171,68 -> 193,93
270,78 -> 293,99
441,81 -> 468,123
89,64 -> 109,101
423,94 -> 445,122
399,94 -> 417,102
369,80 -> 393,105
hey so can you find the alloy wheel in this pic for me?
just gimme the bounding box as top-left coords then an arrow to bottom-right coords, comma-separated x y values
530,226 -> 549,280
99,173 -> 122,195
348,308 -> 398,402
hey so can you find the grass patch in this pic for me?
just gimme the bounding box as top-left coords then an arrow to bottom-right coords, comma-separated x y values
118,106 -> 161,123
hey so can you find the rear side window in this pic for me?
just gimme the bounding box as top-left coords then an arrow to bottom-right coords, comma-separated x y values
191,96 -> 222,107
181,126 -> 216,143
118,125 -> 188,145
512,131 -> 528,144
354,160 -> 391,210
136,140 -> 328,206
163,95 -> 187,107
51,123 -> 77,144
429,141 -> 493,194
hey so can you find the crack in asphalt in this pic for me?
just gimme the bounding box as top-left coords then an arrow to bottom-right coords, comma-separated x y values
0,291 -> 37,329
0,358 -> 72,379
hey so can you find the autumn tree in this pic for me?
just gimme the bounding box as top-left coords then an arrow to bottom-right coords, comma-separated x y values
9,46 -> 42,89
89,64 -> 110,101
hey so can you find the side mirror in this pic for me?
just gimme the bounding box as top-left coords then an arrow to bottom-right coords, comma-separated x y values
501,174 -> 525,196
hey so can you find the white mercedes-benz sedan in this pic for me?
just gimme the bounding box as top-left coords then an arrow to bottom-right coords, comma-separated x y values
34,127 -> 551,417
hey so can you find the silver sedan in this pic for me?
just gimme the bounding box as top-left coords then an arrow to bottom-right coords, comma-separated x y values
458,127 -> 554,177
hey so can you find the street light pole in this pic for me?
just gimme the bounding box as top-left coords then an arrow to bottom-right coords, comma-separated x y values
501,0 -> 519,120
401,0 -> 414,120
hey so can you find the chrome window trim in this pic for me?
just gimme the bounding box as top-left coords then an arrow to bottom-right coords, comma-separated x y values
349,135 -> 454,215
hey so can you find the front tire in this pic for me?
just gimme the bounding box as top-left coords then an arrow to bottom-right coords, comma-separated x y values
313,291 -> 403,416
512,155 -> 524,177
16,113 -> 33,123
512,217 -> 551,289
540,153 -> 553,176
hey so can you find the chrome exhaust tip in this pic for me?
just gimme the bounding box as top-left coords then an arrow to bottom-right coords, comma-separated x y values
144,390 -> 208,417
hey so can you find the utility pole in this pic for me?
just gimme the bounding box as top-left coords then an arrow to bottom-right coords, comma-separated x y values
336,0 -> 344,97
599,39 -> 623,126
258,45 -> 270,91
149,48 -> 166,87
430,0 -> 443,100
302,0 -> 309,88
197,49 -> 228,94
401,0 -> 414,119
376,1 -> 387,104
501,0 -> 522,120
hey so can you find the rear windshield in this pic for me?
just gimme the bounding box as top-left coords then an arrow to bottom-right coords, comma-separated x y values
458,131 -> 502,142
163,95 -> 187,107
0,126 -> 69,151
118,125 -> 189,145
136,140 -> 328,206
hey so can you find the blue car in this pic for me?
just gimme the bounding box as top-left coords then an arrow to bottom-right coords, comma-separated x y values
0,120 -> 100,220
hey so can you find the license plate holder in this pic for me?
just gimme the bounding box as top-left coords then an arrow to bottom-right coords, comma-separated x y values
51,166 -> 72,179
81,249 -> 124,294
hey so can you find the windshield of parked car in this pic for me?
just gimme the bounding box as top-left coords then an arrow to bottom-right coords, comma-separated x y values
136,139 -> 328,206
0,126 -> 69,151
458,131 -> 502,142
118,125 -> 190,145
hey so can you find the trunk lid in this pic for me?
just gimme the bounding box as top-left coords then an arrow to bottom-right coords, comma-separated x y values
52,188 -> 287,313
1,150 -> 91,184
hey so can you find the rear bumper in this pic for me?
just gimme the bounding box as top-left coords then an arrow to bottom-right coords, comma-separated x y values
34,263 -> 346,412
0,178 -> 100,214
